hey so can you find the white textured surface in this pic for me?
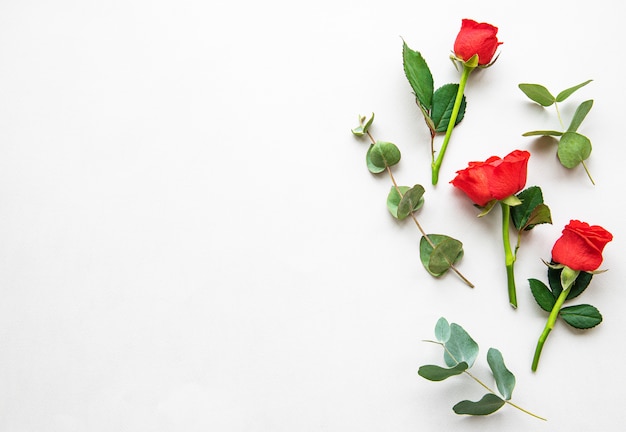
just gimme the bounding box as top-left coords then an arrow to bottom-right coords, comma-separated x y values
0,0 -> 623,430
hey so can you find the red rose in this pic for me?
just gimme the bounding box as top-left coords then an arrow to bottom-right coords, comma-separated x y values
453,19 -> 502,65
450,150 -> 530,207
551,220 -> 613,272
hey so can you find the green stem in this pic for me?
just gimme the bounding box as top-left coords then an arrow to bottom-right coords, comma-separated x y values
431,64 -> 475,185
500,202 -> 517,308
531,285 -> 571,372
581,159 -> 595,185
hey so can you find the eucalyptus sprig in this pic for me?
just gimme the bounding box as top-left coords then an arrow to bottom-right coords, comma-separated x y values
419,317 -> 546,420
519,79 -> 596,184
351,113 -> 474,288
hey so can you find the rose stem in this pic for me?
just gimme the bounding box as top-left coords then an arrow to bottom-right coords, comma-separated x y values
531,283 -> 573,372
366,131 -> 474,288
431,63 -> 474,185
500,202 -> 517,308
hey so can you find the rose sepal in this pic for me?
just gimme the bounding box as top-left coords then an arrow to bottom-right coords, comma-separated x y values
476,199 -> 498,217
542,259 -> 608,275
501,195 -> 522,207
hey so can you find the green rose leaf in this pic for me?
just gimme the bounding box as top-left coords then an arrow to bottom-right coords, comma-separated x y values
567,100 -> 593,133
548,266 -> 593,300
487,348 -> 516,400
418,362 -> 468,381
511,186 -> 542,229
397,185 -> 425,219
367,140 -> 401,171
419,235 -> 464,277
443,323 -> 479,368
431,83 -> 467,133
434,317 -> 451,343
555,79 -> 593,102
365,144 -> 385,174
453,393 -> 505,416
402,41 -> 434,111
386,186 -> 410,218
559,304 -> 603,329
557,132 -> 592,168
518,83 -> 555,107
529,278 -> 556,312
522,130 -> 563,137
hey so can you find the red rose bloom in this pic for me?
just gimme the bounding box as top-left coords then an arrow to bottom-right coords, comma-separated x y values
551,220 -> 613,272
453,19 -> 502,65
450,150 -> 530,207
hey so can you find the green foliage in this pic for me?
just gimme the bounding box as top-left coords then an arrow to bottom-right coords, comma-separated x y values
367,141 -> 401,172
518,83 -> 555,106
559,304 -> 603,329
402,41 -> 466,136
487,348 -> 516,400
419,318 -> 541,419
386,186 -> 425,219
351,114 -> 471,287
419,235 -> 464,277
548,264 -> 593,300
519,79 -> 595,183
528,278 -> 555,312
557,132 -> 592,169
443,323 -> 479,368
418,362 -> 468,381
511,186 -> 552,231
351,113 -> 375,136
453,394 -> 505,416
434,317 -> 451,343
431,83 -> 466,132
402,41 -> 434,111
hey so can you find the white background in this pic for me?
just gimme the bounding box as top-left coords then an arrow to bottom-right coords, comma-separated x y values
0,0 -> 624,430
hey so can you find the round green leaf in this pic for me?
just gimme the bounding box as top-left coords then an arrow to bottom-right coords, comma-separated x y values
487,348 -> 516,400
453,393 -> 505,416
368,141 -> 401,170
419,234 -> 463,276
365,144 -> 385,174
560,304 -> 603,329
397,184 -> 425,219
443,323 -> 478,368
386,186 -> 410,218
557,132 -> 592,168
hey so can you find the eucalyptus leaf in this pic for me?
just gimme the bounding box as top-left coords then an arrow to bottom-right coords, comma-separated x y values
397,185 -> 425,219
518,83 -> 555,107
529,278 -> 556,312
444,323 -> 479,368
434,317 -> 451,343
559,304 -> 603,329
487,348 -> 516,400
557,132 -> 591,168
522,130 -> 563,137
365,144 -> 385,174
431,83 -> 466,133
419,235 -> 464,277
567,100 -> 593,132
351,113 -> 375,136
453,393 -> 505,416
402,41 -> 434,110
418,362 -> 468,381
555,79 -> 593,102
386,186 -> 411,218
548,266 -> 593,300
368,141 -> 401,170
